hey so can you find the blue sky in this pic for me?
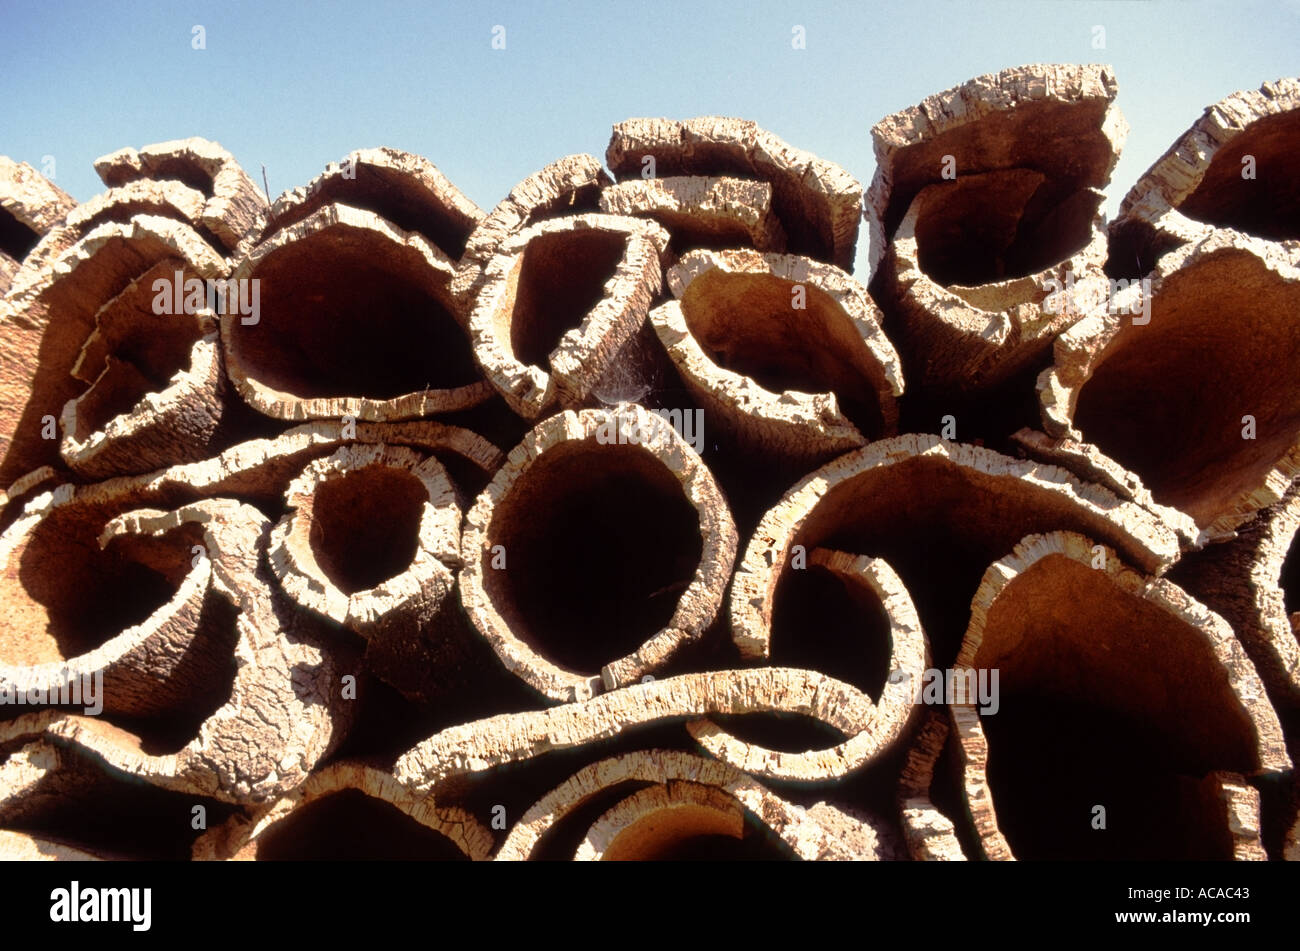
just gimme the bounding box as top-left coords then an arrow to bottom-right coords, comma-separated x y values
3,0 -> 1297,275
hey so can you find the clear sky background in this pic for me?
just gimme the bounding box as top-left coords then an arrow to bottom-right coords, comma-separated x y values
3,0 -> 1297,275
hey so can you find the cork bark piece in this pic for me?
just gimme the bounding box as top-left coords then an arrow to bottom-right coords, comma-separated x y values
452,154 -> 613,312
1038,230 -> 1300,541
730,434 -> 1182,668
865,63 -> 1127,277
1170,480 -> 1300,710
0,215 -> 227,488
0,498 -> 348,803
268,444 -> 462,639
688,549 -> 928,784
236,147 -> 483,263
0,830 -> 102,861
192,761 -> 493,861
874,169 -> 1110,393
393,666 -> 882,794
897,710 -> 966,860
223,202 -> 492,422
597,176 -> 787,261
468,213 -> 669,418
575,781 -> 750,860
952,531 -> 1288,860
496,748 -> 879,861
0,156 -> 77,289
94,138 -> 266,253
1109,77 -> 1300,274
606,117 -> 862,269
459,405 -> 736,702
653,249 -> 902,464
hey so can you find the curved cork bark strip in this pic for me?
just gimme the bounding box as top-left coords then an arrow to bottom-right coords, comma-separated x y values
688,549 -> 928,784
606,117 -> 862,269
236,147 -> 482,262
0,498 -> 348,803
192,761 -> 493,861
730,434 -> 1182,667
598,176 -> 787,261
897,710 -> 966,860
468,213 -> 669,418
0,216 -> 226,487
875,170 -> 1109,393
1169,481 -> 1300,710
1109,77 -> 1300,274
394,667 -> 881,793
0,155 -> 77,294
496,748 -> 879,861
94,137 -> 266,252
452,154 -> 612,312
460,405 -> 736,701
865,63 -> 1127,277
653,248 -> 902,463
269,444 -> 461,638
223,202 -> 492,421
952,531 -> 1288,860
575,781 -> 750,860
1038,230 -> 1300,541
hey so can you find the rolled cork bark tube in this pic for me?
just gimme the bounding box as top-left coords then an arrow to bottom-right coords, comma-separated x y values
192,761 -> 493,861
93,137 -> 266,253
468,214 -> 669,418
652,248 -> 903,464
496,748 -> 881,861
597,176 -> 787,261
1037,229 -> 1300,542
867,64 -> 1125,393
0,498 -> 348,803
951,531 -> 1288,860
452,154 -> 612,313
223,202 -> 492,421
688,549 -> 929,784
729,434 -> 1182,669
0,215 -> 227,486
1109,77 -> 1300,274
235,146 -> 482,263
897,710 -> 967,861
459,405 -> 736,701
0,155 -> 77,295
606,116 -> 862,269
576,781 -> 755,860
269,444 -> 462,638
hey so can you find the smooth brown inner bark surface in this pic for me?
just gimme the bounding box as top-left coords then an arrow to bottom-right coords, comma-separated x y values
483,441 -> 702,674
1179,111 -> 1300,242
233,229 -> 480,400
680,270 -> 887,436
507,229 -> 627,369
253,789 -> 469,860
308,467 -> 426,595
1072,252 -> 1300,526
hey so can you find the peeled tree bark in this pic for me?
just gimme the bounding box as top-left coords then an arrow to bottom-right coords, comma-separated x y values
0,155 -> 77,296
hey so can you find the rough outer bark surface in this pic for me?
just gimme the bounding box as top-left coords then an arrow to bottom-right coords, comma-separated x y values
467,213 -> 669,417
192,761 -> 494,861
0,156 -> 77,252
606,116 -> 862,270
865,63 -> 1127,277
1109,77 -> 1300,271
597,176 -> 787,259
94,138 -> 266,252
952,531 -> 1288,860
0,215 -> 226,487
452,154 -> 612,312
689,550 -> 928,783
897,710 -> 966,860
223,202 -> 493,421
496,749 -> 883,860
654,248 -> 903,463
235,147 -> 483,262
268,444 -> 462,637
1037,229 -> 1300,541
459,405 -> 737,702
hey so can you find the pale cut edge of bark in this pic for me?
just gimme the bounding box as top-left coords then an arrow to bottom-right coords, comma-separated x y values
897,710 -> 967,860
597,176 -> 787,257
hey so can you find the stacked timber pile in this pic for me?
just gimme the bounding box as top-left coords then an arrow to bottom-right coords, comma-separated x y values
1,64 -> 1298,861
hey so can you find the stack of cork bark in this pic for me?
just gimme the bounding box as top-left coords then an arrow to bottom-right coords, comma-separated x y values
2,63 -> 1298,861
